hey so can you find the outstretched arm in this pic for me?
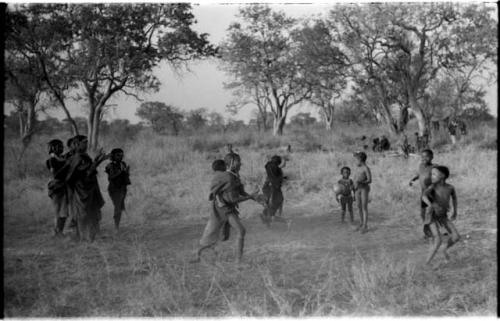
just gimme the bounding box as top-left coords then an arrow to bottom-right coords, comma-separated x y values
409,174 -> 419,186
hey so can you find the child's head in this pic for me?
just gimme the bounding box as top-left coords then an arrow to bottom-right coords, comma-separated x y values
354,151 -> 367,166
110,148 -> 124,162
421,149 -> 433,164
212,159 -> 226,172
72,135 -> 88,153
431,165 -> 449,183
48,139 -> 64,155
341,166 -> 351,179
224,152 -> 241,172
67,137 -> 75,151
271,155 -> 282,166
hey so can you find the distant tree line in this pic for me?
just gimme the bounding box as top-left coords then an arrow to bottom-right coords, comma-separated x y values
221,4 -> 497,137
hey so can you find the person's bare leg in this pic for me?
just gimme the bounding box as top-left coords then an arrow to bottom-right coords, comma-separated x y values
425,223 -> 442,265
360,188 -> 369,233
341,199 -> 346,223
228,214 -> 246,263
347,200 -> 354,223
443,221 -> 460,260
355,190 -> 362,230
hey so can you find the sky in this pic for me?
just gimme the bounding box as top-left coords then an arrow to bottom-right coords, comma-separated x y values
19,4 -> 499,123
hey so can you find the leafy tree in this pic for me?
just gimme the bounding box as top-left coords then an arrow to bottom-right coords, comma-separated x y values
330,3 -> 497,137
4,13 -> 52,147
221,5 -> 311,136
185,108 -> 208,131
6,4 -> 216,150
136,102 -> 184,135
295,19 -> 349,130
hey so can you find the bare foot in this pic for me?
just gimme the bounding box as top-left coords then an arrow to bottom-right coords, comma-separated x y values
360,227 -> 368,234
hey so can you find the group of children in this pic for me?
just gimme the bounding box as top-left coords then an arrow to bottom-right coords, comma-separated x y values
46,136 -> 131,241
192,146 -> 459,266
47,136 -> 460,265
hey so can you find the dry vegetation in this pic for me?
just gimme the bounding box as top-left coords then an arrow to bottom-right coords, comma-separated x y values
3,120 -> 497,316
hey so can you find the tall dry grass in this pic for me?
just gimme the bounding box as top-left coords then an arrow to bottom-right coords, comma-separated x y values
3,120 -> 497,316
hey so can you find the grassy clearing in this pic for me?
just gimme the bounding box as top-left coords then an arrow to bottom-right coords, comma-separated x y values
3,121 -> 497,316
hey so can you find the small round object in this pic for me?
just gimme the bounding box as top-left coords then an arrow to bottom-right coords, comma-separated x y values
333,183 -> 347,195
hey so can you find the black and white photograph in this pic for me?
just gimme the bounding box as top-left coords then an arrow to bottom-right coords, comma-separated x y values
3,0 -> 498,317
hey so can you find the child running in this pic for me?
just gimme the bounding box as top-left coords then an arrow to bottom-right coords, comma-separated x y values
46,139 -> 69,236
336,166 -> 355,224
421,165 -> 460,264
192,153 -> 260,264
409,149 -> 435,238
353,151 -> 371,233
105,148 -> 131,231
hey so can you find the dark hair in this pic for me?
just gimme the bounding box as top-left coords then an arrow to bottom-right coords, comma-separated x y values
433,165 -> 450,179
341,166 -> 351,174
354,151 -> 367,162
421,149 -> 434,158
67,137 -> 74,148
111,148 -> 124,156
48,139 -> 63,154
212,159 -> 226,172
224,152 -> 240,167
271,155 -> 282,165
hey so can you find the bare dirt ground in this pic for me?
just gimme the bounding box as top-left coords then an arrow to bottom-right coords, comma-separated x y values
4,202 -> 496,316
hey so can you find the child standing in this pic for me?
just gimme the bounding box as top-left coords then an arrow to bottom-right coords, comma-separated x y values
409,149 -> 435,238
105,148 -> 131,231
261,155 -> 289,226
65,135 -> 107,242
353,152 -> 371,233
421,165 -> 460,264
46,139 -> 69,236
336,167 -> 355,224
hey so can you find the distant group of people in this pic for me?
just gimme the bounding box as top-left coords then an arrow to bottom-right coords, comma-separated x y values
46,136 -> 130,241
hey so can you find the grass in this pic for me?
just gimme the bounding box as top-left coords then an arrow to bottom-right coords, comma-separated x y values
3,121 -> 497,316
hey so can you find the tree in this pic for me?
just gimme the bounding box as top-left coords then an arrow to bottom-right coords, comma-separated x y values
136,102 -> 184,135
185,108 -> 208,131
6,5 -> 81,136
225,83 -> 271,132
330,3 -> 497,137
207,111 -> 227,133
6,4 -> 216,150
295,19 -> 350,130
5,10 -> 52,148
220,5 -> 312,136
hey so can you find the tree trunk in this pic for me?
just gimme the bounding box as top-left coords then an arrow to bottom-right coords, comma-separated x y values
87,104 -> 99,152
322,104 -> 335,131
397,105 -> 409,133
261,113 -> 268,132
408,90 -> 428,137
273,117 -> 286,136
87,107 -> 102,152
272,103 -> 287,136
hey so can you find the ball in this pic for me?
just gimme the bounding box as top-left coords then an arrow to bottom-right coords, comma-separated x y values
333,183 -> 347,195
